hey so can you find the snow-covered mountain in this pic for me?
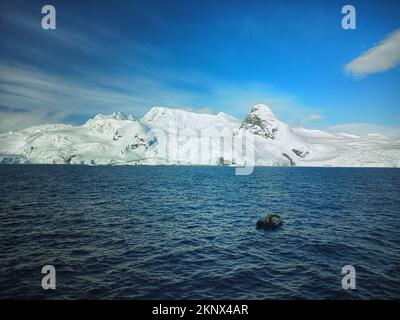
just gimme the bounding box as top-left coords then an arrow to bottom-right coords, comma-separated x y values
0,104 -> 399,167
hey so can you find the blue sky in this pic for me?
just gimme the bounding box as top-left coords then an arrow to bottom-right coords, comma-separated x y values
0,0 -> 399,136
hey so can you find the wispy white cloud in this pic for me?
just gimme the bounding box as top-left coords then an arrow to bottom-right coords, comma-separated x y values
345,29 -> 400,78
0,1 -> 167,84
328,123 -> 400,139
0,63 -> 206,132
0,108 -> 65,133
308,114 -> 323,121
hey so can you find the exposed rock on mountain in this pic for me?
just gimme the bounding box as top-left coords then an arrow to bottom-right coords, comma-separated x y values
239,104 -> 280,140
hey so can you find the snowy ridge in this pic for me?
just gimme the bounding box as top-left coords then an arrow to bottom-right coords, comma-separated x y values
0,104 -> 399,167
141,107 -> 240,131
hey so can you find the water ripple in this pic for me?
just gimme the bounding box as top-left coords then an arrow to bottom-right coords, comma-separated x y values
0,165 -> 399,299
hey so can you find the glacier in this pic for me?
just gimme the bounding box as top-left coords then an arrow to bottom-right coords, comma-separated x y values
0,104 -> 399,167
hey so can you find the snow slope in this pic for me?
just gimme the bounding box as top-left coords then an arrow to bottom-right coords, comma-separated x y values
0,104 -> 399,167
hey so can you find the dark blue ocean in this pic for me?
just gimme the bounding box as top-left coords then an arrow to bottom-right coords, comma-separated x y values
0,165 -> 399,299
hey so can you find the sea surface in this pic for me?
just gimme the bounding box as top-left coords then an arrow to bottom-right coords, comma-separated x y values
0,165 -> 399,299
